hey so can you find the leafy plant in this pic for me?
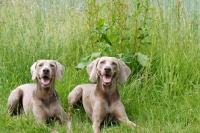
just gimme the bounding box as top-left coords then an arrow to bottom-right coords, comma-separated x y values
92,19 -> 112,46
76,52 -> 150,70
80,0 -> 153,72
131,0 -> 153,52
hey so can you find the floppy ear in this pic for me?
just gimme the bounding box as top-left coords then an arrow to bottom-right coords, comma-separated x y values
54,61 -> 65,82
30,61 -> 38,80
118,59 -> 131,84
86,58 -> 100,82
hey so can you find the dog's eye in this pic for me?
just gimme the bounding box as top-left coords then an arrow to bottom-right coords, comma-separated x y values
111,62 -> 117,66
100,61 -> 105,64
38,63 -> 43,67
50,64 -> 55,67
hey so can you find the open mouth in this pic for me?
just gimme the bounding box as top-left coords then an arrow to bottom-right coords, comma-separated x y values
39,76 -> 51,86
101,74 -> 112,84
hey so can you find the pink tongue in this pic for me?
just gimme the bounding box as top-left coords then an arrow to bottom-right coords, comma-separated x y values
103,75 -> 111,83
41,78 -> 50,85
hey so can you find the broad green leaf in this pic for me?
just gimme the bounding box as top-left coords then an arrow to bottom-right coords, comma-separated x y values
91,52 -> 101,58
101,22 -> 109,31
118,53 -> 135,65
82,55 -> 91,60
92,28 -> 99,34
96,19 -> 105,29
75,59 -> 90,69
136,52 -> 150,67
101,33 -> 112,45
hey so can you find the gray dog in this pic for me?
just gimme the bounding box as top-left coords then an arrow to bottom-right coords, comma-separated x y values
68,56 -> 137,133
7,60 -> 71,132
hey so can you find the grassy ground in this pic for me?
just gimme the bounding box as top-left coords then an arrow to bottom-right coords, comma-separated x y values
0,0 -> 200,132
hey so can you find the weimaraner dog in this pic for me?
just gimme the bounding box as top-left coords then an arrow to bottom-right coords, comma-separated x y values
7,60 -> 71,132
68,56 -> 137,133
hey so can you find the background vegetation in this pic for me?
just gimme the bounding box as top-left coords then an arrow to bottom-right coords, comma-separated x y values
0,0 -> 200,132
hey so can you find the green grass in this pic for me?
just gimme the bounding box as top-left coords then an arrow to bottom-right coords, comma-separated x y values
1,0 -> 200,132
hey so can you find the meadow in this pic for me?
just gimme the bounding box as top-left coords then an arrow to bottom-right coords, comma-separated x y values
0,0 -> 200,132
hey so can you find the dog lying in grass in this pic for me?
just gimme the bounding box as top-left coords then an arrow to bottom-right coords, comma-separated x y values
7,60 -> 71,133
68,56 -> 137,133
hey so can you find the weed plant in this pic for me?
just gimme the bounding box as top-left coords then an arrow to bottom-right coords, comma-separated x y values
0,0 -> 200,132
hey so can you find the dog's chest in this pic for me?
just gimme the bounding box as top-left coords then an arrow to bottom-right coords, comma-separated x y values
44,102 -> 59,115
97,94 -> 120,115
101,91 -> 120,105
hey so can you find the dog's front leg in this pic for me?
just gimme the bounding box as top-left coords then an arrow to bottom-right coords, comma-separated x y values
113,102 -> 137,128
91,102 -> 107,133
32,106 -> 48,123
55,108 -> 71,133
62,111 -> 71,133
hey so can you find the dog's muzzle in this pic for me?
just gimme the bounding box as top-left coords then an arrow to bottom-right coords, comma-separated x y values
38,68 -> 52,87
101,67 -> 113,85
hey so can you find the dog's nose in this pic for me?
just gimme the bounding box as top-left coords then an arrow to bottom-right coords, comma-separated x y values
104,67 -> 111,72
43,68 -> 49,74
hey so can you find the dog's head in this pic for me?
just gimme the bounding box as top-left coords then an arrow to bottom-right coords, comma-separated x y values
87,57 -> 131,85
30,60 -> 65,88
